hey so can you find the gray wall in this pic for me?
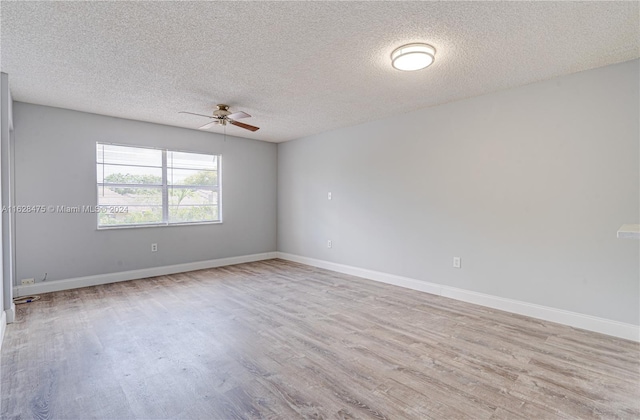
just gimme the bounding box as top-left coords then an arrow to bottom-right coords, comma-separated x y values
0,75 -> 5,317
278,59 -> 640,325
13,103 -> 277,283
1,73 -> 16,320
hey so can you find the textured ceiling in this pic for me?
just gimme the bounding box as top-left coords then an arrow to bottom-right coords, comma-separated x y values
1,1 -> 638,143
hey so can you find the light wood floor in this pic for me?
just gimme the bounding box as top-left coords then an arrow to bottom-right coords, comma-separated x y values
1,259 -> 639,419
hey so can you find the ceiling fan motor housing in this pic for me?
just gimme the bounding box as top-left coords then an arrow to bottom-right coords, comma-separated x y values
213,104 -> 231,117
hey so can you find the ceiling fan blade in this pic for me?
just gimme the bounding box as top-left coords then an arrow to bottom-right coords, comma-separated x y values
227,111 -> 251,120
179,111 -> 213,118
229,120 -> 260,132
199,121 -> 219,130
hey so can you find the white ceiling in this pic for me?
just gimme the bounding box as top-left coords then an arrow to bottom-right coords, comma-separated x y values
1,1 -> 638,143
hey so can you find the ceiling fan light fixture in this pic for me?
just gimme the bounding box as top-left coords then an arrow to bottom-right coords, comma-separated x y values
391,43 -> 436,71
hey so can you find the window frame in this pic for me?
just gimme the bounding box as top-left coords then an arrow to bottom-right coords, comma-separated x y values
96,142 -> 222,229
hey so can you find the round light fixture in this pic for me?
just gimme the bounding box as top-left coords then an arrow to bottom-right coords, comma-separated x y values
391,43 -> 436,71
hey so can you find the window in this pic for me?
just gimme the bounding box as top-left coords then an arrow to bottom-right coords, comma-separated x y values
97,143 -> 221,228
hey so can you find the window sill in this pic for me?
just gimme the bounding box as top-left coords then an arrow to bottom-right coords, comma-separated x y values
97,221 -> 223,230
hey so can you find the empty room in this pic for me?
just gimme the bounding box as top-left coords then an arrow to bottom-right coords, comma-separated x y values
0,1 -> 639,419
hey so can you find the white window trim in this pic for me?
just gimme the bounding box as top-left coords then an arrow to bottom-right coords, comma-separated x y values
96,142 -> 222,229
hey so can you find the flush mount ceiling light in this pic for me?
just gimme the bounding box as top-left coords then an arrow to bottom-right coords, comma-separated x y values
391,43 -> 436,71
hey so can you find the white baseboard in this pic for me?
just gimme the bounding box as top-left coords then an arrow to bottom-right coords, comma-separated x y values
11,250 -> 639,342
13,252 -> 277,297
277,252 -> 640,342
4,303 -> 15,323
0,310 -> 6,351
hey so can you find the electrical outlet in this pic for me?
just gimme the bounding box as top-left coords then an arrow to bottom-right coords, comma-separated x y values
453,257 -> 461,269
151,243 -> 158,252
21,278 -> 35,285
327,240 -> 332,248
328,192 -> 332,200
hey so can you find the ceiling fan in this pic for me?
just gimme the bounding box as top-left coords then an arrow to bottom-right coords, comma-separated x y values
179,104 -> 260,132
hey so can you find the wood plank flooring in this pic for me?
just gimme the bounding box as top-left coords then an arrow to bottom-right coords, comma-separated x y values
1,259 -> 638,419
